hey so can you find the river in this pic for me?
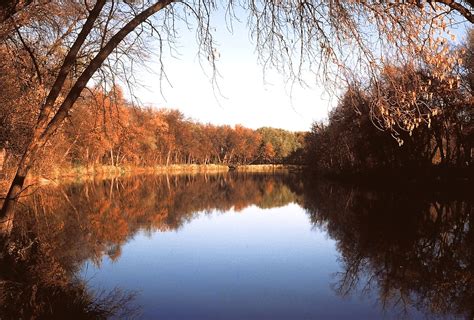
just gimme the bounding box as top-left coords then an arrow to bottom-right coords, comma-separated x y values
1,173 -> 472,319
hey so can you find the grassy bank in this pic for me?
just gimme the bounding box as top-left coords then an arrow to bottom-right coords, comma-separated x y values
42,164 -> 302,181
32,164 -> 231,184
0,164 -> 303,194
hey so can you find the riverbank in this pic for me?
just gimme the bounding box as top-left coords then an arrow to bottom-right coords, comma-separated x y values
27,164 -> 231,186
0,164 -> 302,191
235,164 -> 303,172
308,166 -> 474,191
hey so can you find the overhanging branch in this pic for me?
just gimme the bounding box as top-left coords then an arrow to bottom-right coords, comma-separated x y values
434,0 -> 474,23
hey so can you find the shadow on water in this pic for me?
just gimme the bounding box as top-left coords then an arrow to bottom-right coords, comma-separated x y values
0,172 -> 473,318
0,229 -> 139,319
300,179 -> 474,319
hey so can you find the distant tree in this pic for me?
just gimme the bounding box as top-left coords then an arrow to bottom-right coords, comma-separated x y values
260,142 -> 276,164
257,127 -> 302,162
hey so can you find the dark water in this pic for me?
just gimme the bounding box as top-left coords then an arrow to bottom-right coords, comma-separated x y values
1,173 -> 473,319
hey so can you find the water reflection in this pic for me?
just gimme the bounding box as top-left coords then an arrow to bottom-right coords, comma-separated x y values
0,227 -> 138,319
1,173 -> 301,319
0,173 -> 472,318
301,180 -> 474,319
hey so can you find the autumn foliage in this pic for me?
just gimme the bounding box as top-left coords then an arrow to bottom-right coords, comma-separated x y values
0,84 -> 304,179
304,30 -> 474,177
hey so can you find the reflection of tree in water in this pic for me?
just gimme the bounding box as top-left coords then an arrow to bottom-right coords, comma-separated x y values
301,179 -> 474,319
0,172 -> 301,318
0,234 -> 138,319
13,173 -> 301,264
6,173 -> 473,318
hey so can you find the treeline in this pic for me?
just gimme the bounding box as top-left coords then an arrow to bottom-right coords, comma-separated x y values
304,30 -> 474,178
0,86 -> 304,175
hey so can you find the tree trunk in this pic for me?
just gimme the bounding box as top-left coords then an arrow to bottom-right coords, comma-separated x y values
0,202 -> 15,239
0,148 -> 6,172
110,148 -> 114,166
116,148 -> 121,166
0,136 -> 40,221
86,147 -> 90,167
435,135 -> 445,164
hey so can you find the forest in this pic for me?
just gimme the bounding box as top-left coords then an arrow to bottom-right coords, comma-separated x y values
0,84 -> 304,177
0,0 -> 473,216
3,26 -> 472,183
304,29 -> 474,179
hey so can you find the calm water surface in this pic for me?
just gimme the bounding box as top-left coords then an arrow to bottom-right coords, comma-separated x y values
1,173 -> 472,319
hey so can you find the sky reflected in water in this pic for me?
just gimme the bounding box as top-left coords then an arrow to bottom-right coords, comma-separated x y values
81,203 -> 420,319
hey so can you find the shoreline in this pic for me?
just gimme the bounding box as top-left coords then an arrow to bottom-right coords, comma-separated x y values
1,164 -> 303,190
306,166 -> 474,191
3,163 -> 471,194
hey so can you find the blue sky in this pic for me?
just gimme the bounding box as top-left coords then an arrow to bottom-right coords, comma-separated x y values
131,9 -> 333,132
128,6 -> 470,132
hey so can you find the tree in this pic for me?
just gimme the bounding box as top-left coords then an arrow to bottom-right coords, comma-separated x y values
257,127 -> 302,162
260,142 -> 276,164
1,0 -> 176,220
303,34 -> 473,176
1,0 -> 472,224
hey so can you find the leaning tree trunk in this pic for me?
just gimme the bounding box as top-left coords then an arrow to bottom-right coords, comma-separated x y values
0,0 -> 173,227
0,200 -> 15,240
0,130 -> 44,231
1,158 -> 30,221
